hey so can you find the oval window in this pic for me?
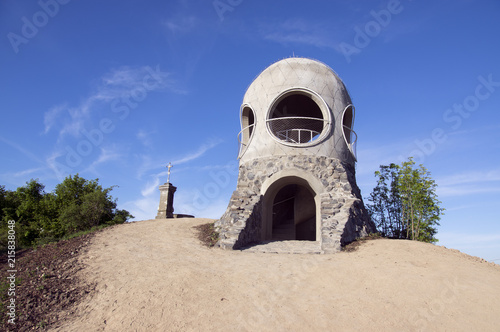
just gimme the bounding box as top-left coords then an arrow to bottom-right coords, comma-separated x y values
342,104 -> 357,160
267,90 -> 329,146
237,105 -> 255,158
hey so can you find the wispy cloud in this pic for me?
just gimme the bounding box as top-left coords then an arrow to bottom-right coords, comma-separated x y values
141,178 -> 160,197
0,167 -> 46,186
171,139 -> 223,165
43,66 -> 174,141
175,189 -> 228,219
136,129 -> 156,148
83,146 -> 122,174
135,154 -> 155,180
122,174 -> 165,221
437,186 -> 500,197
122,195 -> 157,221
445,203 -> 487,212
12,167 -> 45,178
163,15 -> 198,34
137,139 -> 224,181
438,170 -> 500,187
43,104 -> 66,134
125,139 -> 225,220
260,18 -> 339,49
0,135 -> 44,165
436,169 -> 500,197
356,140 -> 412,177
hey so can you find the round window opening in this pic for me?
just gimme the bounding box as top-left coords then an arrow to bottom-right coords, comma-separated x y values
267,92 -> 328,146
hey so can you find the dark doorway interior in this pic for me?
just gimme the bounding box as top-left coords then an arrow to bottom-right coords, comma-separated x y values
272,184 -> 316,241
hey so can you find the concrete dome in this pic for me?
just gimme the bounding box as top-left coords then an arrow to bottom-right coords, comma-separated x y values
238,57 -> 356,165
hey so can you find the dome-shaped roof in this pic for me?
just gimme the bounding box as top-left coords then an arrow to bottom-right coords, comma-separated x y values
243,57 -> 350,108
238,57 -> 356,165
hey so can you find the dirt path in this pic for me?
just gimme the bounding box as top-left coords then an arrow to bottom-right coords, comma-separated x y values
52,218 -> 500,331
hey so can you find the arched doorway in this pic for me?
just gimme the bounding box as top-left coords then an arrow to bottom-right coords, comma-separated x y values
271,183 -> 316,241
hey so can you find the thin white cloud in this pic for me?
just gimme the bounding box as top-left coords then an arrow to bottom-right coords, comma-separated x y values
141,178 -> 160,197
437,185 -> 500,197
175,189 -> 228,219
356,140 -> 411,176
144,139 -> 225,185
171,139 -> 223,165
445,203 -> 486,212
136,129 -> 156,148
435,169 -> 500,197
163,15 -> 198,34
437,170 -> 500,187
123,176 -> 162,221
123,196 -> 157,221
125,139 -> 226,220
44,65 -> 173,141
135,154 -> 154,180
0,135 -> 44,165
43,104 -> 66,134
45,150 -> 73,182
84,146 -> 122,174
0,167 -> 46,186
260,18 -> 338,49
12,167 -> 45,178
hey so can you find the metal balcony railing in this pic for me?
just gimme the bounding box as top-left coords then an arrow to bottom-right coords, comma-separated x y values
267,116 -> 327,144
343,124 -> 358,160
237,117 -> 357,160
237,123 -> 255,157
276,129 -> 320,144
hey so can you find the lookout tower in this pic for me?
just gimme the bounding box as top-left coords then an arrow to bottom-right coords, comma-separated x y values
215,58 -> 376,253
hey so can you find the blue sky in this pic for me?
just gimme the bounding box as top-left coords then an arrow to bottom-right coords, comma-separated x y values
1,0 -> 499,262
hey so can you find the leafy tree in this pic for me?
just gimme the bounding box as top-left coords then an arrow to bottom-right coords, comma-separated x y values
11,180 -> 56,246
367,163 -> 403,239
0,175 -> 133,251
0,185 -> 7,216
367,157 -> 444,243
54,174 -> 133,233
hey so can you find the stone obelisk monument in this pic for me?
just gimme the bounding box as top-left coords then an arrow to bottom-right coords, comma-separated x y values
156,162 -> 177,219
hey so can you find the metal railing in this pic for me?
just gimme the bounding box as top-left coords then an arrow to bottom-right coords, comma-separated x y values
267,116 -> 327,144
237,123 -> 255,157
276,128 -> 320,144
237,117 -> 357,159
343,124 -> 358,160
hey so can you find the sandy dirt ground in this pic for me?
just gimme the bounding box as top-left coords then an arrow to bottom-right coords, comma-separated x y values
52,218 -> 500,332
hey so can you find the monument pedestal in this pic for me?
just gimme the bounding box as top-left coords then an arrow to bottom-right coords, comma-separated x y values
156,183 -> 177,219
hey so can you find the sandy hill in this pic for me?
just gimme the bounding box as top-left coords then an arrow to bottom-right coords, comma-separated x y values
52,218 -> 500,331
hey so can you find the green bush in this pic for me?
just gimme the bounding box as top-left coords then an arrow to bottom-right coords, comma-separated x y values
0,175 -> 133,251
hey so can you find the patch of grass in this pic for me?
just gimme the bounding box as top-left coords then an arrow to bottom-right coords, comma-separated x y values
61,224 -> 110,241
0,280 -> 9,302
193,223 -> 219,247
37,320 -> 48,329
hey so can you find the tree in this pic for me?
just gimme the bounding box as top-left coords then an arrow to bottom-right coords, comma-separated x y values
0,175 -> 134,250
0,180 -> 57,246
367,157 -> 444,243
54,174 -> 133,233
367,163 -> 403,239
13,180 -> 56,246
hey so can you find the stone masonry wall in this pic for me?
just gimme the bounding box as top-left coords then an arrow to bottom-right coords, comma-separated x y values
215,155 -> 376,252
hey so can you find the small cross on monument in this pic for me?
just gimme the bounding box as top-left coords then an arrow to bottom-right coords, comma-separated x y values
166,162 -> 172,183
